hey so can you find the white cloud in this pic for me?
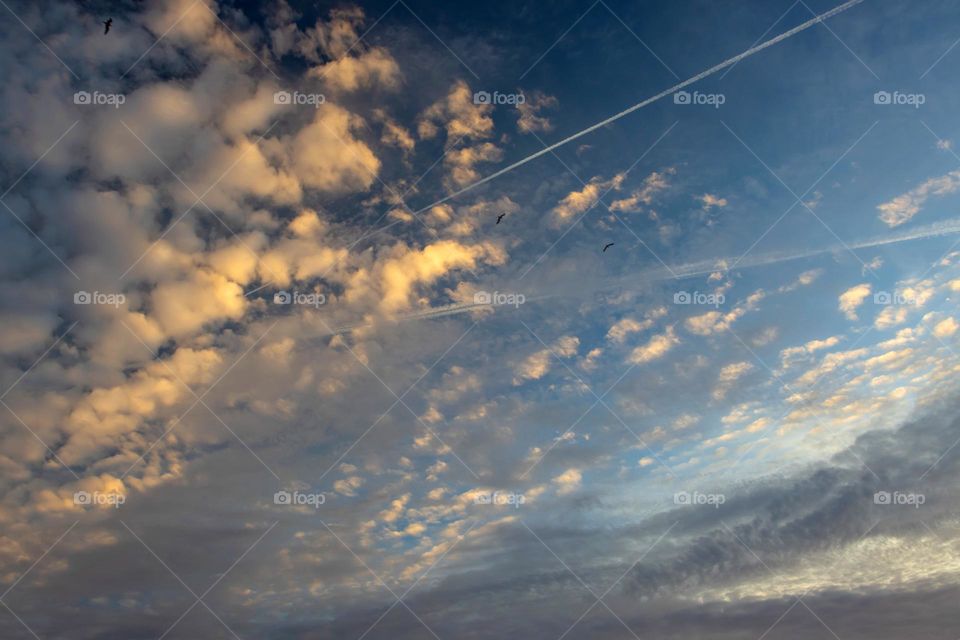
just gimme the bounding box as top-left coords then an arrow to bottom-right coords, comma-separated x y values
516,92 -> 558,133
513,336 -> 580,385
552,468 -> 582,495
933,317 -> 958,338
608,169 -> 675,213
839,283 -> 872,320
877,170 -> 960,227
699,193 -> 728,210
712,361 -> 754,400
550,173 -> 625,226
627,328 -> 678,364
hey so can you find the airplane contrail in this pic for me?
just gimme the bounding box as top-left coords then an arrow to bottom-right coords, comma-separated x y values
327,217 -> 960,333
413,0 -> 868,215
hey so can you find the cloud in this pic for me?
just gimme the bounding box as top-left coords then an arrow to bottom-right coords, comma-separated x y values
839,283 -> 872,320
310,47 -> 401,92
698,193 -> 728,210
780,335 -> 842,368
877,170 -> 960,227
627,328 -> 678,364
608,169 -> 675,213
606,307 -> 666,344
286,104 -> 381,193
551,173 -> 625,225
516,91 -> 558,133
445,142 -> 504,186
150,269 -> 247,338
513,335 -> 580,385
418,80 -> 494,140
373,109 -> 415,152
378,239 -> 503,312
712,361 -> 753,400
270,4 -> 366,61
933,316 -> 958,338
552,468 -> 582,495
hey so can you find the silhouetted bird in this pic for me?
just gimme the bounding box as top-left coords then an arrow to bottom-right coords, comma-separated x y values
103,18 -> 112,34
496,213 -> 506,224
603,242 -> 615,252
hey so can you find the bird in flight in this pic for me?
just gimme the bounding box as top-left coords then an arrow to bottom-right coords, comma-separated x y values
496,213 -> 506,225
103,18 -> 113,34
602,242 -> 615,252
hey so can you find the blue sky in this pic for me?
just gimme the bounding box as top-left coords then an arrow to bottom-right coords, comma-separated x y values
2,0 -> 960,638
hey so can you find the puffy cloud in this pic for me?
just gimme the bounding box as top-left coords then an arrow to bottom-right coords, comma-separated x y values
780,335 -> 842,368
877,170 -> 960,227
627,328 -> 678,364
270,4 -> 366,61
334,475 -> 365,496
839,283 -> 872,320
513,336 -> 580,385
60,347 -> 222,465
310,47 -> 401,92
698,193 -> 728,209
606,307 -> 666,344
712,361 -> 754,400
286,104 -> 381,193
550,173 -> 626,225
552,468 -> 582,495
608,169 -> 675,213
684,308 -> 744,335
418,80 -> 494,140
377,240 -> 503,312
373,109 -> 415,152
933,316 -> 958,338
150,269 -> 247,338
445,142 -> 503,186
515,91 -> 558,133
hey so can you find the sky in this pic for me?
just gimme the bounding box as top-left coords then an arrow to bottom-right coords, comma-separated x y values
1,0 -> 960,638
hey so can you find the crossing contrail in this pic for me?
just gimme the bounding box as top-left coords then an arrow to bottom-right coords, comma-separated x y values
413,0 -> 869,215
327,217 -> 960,333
